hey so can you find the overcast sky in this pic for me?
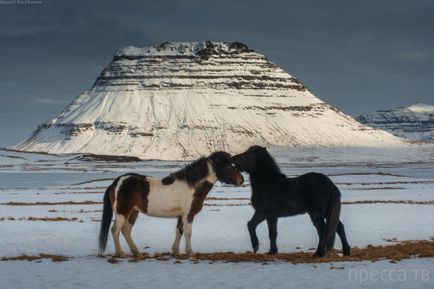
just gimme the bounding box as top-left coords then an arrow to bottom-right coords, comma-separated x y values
0,0 -> 433,147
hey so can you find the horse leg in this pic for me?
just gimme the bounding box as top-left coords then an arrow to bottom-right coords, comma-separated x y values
337,220 -> 351,256
266,217 -> 278,254
182,216 -> 194,256
325,232 -> 336,252
323,195 -> 341,255
171,216 -> 183,256
247,211 -> 266,253
121,210 -> 140,257
309,213 -> 326,257
111,213 -> 126,258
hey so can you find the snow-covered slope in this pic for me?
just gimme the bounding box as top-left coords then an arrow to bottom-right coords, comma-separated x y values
357,103 -> 434,142
12,41 -> 404,160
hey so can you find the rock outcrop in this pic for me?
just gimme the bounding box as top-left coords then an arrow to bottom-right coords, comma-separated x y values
357,103 -> 434,142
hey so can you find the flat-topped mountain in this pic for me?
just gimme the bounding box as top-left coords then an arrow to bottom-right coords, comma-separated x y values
357,103 -> 434,142
12,41 -> 403,160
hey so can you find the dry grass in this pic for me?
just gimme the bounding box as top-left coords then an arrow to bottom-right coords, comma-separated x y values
3,239 -> 433,264
206,197 -> 250,201
53,191 -> 102,195
342,200 -> 434,205
115,238 -> 434,264
2,200 -> 101,206
204,203 -> 249,207
1,254 -> 69,262
0,216 -> 83,222
3,199 -> 433,208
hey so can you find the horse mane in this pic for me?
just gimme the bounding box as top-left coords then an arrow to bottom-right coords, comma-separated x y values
162,157 -> 210,187
256,149 -> 281,175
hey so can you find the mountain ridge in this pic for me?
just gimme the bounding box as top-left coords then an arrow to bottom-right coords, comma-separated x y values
357,103 -> 434,142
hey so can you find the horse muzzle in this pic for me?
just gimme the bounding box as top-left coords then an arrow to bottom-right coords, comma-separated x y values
235,172 -> 244,185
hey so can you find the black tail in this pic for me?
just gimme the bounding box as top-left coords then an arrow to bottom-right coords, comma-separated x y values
324,187 -> 341,251
98,185 -> 113,254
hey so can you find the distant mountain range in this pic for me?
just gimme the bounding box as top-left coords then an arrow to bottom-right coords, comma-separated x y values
12,41 -> 403,160
357,103 -> 434,142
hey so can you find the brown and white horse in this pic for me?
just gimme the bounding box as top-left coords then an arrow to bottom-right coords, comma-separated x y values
98,151 -> 244,258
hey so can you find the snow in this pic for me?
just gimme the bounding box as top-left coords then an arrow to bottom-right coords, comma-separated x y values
2,202 -> 434,257
357,103 -> 434,142
1,258 -> 433,289
11,41 -> 406,160
407,103 -> 434,113
1,150 -> 434,288
117,42 -> 237,57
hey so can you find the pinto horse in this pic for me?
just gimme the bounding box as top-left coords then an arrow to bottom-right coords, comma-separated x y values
98,151 -> 244,258
232,146 -> 350,257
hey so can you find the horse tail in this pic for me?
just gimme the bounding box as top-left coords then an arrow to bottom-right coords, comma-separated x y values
324,184 -> 341,250
98,184 -> 113,254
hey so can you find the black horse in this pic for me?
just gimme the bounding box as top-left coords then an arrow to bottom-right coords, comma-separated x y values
232,146 -> 350,257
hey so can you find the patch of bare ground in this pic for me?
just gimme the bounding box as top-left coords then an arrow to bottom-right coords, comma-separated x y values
108,239 -> 434,264
329,172 -> 416,178
2,200 -> 249,207
48,209 -> 102,214
71,179 -> 116,186
1,254 -> 69,262
3,239 -> 434,264
336,180 -> 434,185
70,209 -> 102,214
204,203 -> 249,207
0,216 -> 83,222
53,191 -> 102,195
3,199 -> 433,208
78,154 -> 141,162
206,197 -> 250,201
342,200 -> 434,205
2,200 -> 101,206
343,187 -> 404,190
209,200 -> 434,206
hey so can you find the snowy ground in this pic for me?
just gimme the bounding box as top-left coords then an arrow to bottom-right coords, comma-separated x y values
0,149 -> 433,288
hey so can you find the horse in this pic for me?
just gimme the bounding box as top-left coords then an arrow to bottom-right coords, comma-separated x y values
98,151 -> 244,258
232,146 -> 350,257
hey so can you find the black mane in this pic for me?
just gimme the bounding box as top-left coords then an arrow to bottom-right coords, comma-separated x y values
162,157 -> 210,187
256,149 -> 281,175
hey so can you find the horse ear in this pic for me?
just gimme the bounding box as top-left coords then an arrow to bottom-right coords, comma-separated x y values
213,157 -> 222,164
210,151 -> 231,164
210,154 -> 222,164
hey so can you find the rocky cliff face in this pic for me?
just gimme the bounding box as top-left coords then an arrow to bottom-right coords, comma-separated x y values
12,41 -> 403,160
357,103 -> 434,142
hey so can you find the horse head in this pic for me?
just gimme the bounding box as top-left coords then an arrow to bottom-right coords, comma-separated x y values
209,151 -> 244,186
232,145 -> 273,174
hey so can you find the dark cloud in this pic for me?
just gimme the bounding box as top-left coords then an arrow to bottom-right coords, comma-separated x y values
0,0 -> 433,146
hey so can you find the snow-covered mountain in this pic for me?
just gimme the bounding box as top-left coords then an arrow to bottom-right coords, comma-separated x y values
12,41 -> 404,160
357,103 -> 434,142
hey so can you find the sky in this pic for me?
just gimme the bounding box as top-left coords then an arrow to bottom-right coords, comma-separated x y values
0,0 -> 433,147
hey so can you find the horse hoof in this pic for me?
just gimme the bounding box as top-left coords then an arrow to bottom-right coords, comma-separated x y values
268,249 -> 278,255
131,251 -> 140,258
115,252 -> 127,259
252,244 -> 259,253
343,248 -> 351,256
313,251 -> 324,258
